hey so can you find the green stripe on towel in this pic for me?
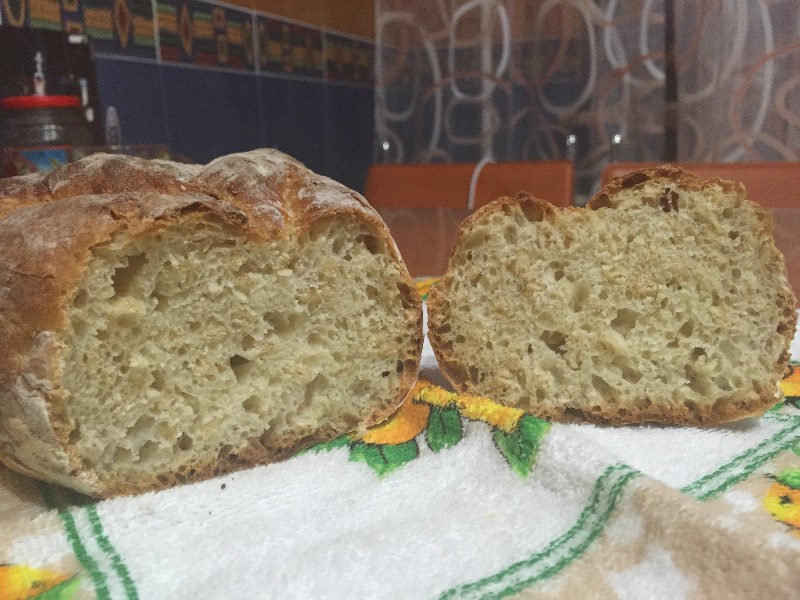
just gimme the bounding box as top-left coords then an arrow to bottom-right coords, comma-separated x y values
38,484 -> 139,599
439,464 -> 640,600
86,504 -> 140,600
682,420 -> 800,500
38,484 -> 112,600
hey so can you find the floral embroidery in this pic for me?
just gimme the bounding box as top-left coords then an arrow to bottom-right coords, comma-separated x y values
311,380 -> 551,477
0,564 -> 79,600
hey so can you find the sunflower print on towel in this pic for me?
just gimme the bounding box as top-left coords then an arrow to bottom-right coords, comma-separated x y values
310,380 -> 551,477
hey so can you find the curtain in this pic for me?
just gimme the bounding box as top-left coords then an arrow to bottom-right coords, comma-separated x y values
374,0 -> 800,202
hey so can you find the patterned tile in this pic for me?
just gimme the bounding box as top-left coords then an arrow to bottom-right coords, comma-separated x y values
84,0 -> 157,58
157,0 -> 254,70
325,33 -> 373,85
257,16 -> 323,78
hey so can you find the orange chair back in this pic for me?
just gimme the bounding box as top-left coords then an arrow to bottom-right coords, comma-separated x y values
473,160 -> 574,208
364,163 -> 475,209
601,162 -> 800,208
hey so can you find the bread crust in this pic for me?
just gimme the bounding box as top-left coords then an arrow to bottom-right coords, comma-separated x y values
0,150 -> 422,496
428,167 -> 797,426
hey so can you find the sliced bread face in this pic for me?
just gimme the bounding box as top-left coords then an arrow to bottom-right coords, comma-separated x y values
0,151 -> 422,497
427,166 -> 796,425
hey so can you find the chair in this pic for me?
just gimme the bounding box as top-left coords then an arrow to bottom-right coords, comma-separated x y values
601,161 -> 800,297
600,162 -> 800,209
472,160 -> 574,208
363,163 -> 476,209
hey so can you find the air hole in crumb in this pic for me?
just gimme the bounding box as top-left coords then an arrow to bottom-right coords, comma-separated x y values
177,433 -> 194,450
150,370 -> 166,391
455,334 -> 466,344
526,343 -> 533,354
691,347 -> 707,361
151,292 -> 169,311
554,270 -> 565,281
229,355 -> 252,383
128,414 -> 155,435
711,292 -> 721,306
112,253 -> 148,297
356,234 -> 381,254
68,425 -> 81,443
722,207 -> 733,219
137,440 -> 159,463
536,389 -> 545,401
264,311 -> 296,334
610,308 -> 639,336
521,201 -> 545,222
188,320 -> 200,332
113,447 -> 133,463
613,357 -> 642,384
396,360 -> 405,373
304,373 -> 330,404
243,395 -> 262,414
685,365 -> 710,395
72,289 -> 88,308
571,281 -> 591,312
381,370 -> 390,377
308,332 -> 323,345
635,397 -> 652,409
366,285 -> 380,300
731,268 -> 741,280
503,225 -> 518,243
218,444 -> 236,461
591,375 -> 614,396
729,230 -> 739,240
258,431 -> 271,448
678,320 -> 694,337
540,330 -> 567,356
241,334 -> 257,351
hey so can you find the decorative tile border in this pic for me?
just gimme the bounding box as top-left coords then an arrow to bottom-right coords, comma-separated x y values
157,0 -> 254,70
1,0 -> 374,85
257,15 -> 323,78
325,33 -> 373,85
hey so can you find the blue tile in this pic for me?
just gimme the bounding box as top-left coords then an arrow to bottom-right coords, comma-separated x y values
161,64 -> 260,163
320,83 -> 374,193
259,76 -> 327,175
259,76 -> 373,193
94,57 -> 169,146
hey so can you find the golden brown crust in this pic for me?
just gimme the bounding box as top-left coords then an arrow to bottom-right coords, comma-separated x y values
428,168 -> 797,427
0,150 -> 422,497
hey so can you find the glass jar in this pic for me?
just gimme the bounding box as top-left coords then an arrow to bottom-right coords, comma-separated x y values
0,95 -> 96,176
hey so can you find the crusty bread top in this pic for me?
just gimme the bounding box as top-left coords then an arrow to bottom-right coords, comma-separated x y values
428,165 -> 796,425
0,147 -> 422,384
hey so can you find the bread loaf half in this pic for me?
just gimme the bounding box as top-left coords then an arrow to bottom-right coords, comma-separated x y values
427,166 -> 796,425
0,150 -> 422,497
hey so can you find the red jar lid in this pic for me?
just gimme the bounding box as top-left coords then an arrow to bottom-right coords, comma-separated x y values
1,95 -> 82,110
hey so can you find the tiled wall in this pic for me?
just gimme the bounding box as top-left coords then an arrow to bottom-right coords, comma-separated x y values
0,0 -> 375,192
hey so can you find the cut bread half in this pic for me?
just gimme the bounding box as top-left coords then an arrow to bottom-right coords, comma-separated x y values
0,150 -> 422,497
427,166 -> 796,425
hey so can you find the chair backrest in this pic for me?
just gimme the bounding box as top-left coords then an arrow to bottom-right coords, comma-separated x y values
601,162 -> 800,208
363,163 -> 476,209
473,160 -> 574,208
